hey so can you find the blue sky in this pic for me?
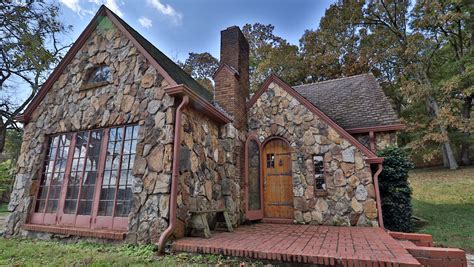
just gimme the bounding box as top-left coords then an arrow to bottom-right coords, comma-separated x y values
58,0 -> 334,62
8,0 -> 334,106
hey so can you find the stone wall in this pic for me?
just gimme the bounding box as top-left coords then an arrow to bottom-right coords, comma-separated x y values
5,18 -> 175,244
248,82 -> 379,226
375,131 -> 397,151
353,132 -> 398,153
176,109 -> 243,235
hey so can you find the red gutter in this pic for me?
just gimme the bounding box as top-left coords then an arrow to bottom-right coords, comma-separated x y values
157,95 -> 189,254
373,163 -> 385,228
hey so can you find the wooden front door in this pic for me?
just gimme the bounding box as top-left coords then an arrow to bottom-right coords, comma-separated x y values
263,139 -> 293,219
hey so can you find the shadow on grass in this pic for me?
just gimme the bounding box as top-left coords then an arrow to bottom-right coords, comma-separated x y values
412,199 -> 474,252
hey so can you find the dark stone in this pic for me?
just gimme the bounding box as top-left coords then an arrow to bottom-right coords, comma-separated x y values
212,184 -> 222,200
350,213 -> 360,226
179,146 -> 191,171
217,166 -> 226,180
222,178 -> 231,196
248,118 -> 258,130
219,140 -> 231,152
183,118 -> 193,133
267,88 -> 275,98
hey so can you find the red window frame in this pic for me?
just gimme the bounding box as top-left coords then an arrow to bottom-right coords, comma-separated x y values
29,125 -> 139,231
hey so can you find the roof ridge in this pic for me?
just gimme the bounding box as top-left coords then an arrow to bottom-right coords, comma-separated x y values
293,73 -> 372,88
106,8 -> 213,101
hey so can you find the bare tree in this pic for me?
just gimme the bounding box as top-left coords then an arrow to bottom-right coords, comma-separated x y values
0,1 -> 71,152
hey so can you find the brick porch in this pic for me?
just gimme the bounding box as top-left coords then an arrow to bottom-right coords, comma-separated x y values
173,223 -> 421,266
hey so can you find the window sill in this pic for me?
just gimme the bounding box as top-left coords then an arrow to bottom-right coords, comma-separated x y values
80,81 -> 111,91
23,224 -> 126,240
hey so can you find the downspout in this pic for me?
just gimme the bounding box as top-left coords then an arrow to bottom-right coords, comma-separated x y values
373,162 -> 384,228
157,95 -> 189,254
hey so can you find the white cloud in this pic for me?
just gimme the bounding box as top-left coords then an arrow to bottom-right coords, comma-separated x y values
88,0 -> 124,17
138,17 -> 153,28
60,0 -> 92,16
147,0 -> 183,25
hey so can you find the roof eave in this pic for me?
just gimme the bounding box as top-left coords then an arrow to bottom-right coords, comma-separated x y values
346,124 -> 405,134
164,84 -> 232,125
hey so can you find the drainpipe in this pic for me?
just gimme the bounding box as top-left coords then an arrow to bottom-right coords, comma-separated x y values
373,163 -> 384,229
157,95 -> 189,254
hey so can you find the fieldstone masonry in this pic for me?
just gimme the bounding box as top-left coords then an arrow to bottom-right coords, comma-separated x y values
177,109 -> 242,234
4,14 -> 392,245
5,19 -> 174,243
248,82 -> 379,226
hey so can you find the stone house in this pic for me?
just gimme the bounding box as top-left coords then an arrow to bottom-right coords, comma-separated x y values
4,6 -> 403,250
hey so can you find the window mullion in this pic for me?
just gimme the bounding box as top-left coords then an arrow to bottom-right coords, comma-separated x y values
112,126 -> 126,219
74,131 -> 92,216
92,128 -> 109,225
43,136 -> 62,214
57,133 -> 77,222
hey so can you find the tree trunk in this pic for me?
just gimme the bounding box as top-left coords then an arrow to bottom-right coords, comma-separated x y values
0,118 -> 6,154
460,95 -> 472,165
428,96 -> 459,169
441,145 -> 449,168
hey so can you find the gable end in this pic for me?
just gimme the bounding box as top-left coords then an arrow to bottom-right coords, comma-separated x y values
248,74 -> 382,162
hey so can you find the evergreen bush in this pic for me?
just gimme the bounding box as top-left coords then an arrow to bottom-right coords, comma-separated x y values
378,147 -> 414,232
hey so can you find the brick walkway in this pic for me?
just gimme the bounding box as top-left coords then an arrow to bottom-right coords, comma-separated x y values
173,223 -> 421,266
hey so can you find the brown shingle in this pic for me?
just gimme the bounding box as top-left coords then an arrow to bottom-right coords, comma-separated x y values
293,73 -> 400,129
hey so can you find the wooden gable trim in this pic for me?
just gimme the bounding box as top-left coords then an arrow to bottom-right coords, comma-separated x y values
247,74 -> 383,161
164,84 -> 232,125
16,5 -> 177,124
346,124 -> 405,134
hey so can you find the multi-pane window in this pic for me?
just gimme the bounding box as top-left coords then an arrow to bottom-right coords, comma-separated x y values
31,125 -> 139,230
313,154 -> 326,190
35,134 -> 72,213
81,65 -> 112,90
247,140 -> 261,211
99,125 -> 138,217
266,153 -> 275,168
87,66 -> 112,84
64,130 -> 103,215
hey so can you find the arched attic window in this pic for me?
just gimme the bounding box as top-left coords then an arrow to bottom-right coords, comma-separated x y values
81,65 -> 112,90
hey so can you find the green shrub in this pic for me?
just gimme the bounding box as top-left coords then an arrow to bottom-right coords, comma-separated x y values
378,147 -> 415,232
0,160 -> 14,196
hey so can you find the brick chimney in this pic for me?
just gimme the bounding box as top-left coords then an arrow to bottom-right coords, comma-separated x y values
214,26 -> 249,130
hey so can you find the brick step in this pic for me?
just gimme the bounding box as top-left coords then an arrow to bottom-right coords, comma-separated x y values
392,231 -> 467,267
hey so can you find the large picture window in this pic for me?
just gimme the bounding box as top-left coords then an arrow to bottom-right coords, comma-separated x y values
30,125 -> 139,230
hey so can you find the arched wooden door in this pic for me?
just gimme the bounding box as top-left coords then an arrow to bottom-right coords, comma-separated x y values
262,138 -> 293,219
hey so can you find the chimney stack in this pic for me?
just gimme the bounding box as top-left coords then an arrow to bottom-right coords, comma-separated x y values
214,26 -> 249,130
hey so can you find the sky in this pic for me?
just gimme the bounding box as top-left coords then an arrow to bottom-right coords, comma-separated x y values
7,0 -> 334,106
57,0 -> 335,62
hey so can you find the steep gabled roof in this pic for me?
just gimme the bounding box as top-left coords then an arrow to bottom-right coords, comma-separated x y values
248,74 -> 383,163
107,10 -> 212,101
293,73 -> 401,130
17,5 -> 212,122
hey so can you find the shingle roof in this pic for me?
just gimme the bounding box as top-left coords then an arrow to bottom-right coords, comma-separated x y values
108,10 -> 213,101
293,73 -> 400,129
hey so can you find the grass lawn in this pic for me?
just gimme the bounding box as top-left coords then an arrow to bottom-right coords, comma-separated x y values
409,166 -> 474,252
0,202 -> 8,215
0,238 -> 260,266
